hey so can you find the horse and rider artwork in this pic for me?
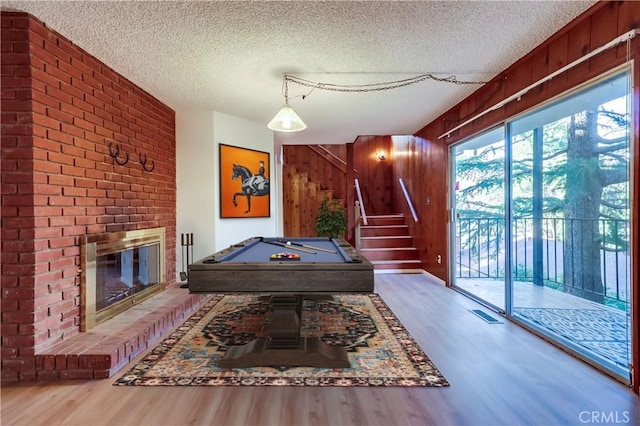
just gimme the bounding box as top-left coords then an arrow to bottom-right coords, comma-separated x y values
219,144 -> 270,218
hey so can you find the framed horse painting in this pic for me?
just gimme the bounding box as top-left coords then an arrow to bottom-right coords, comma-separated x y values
219,144 -> 271,218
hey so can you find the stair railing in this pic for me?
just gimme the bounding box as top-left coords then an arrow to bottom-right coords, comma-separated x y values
354,179 -> 368,251
354,178 -> 368,226
308,145 -> 358,174
354,200 -> 362,251
398,178 -> 419,222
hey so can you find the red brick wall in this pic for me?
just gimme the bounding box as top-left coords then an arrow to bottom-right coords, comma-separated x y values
1,12 -> 177,381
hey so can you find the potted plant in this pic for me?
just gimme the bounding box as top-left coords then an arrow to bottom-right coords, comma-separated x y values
315,198 -> 347,238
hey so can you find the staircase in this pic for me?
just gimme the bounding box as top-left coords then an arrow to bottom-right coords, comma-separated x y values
283,164 -> 340,237
359,214 -> 423,272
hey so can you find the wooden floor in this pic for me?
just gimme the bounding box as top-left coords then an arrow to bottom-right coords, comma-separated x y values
1,274 -> 638,426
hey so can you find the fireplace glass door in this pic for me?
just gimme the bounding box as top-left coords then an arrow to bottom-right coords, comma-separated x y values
96,243 -> 160,310
81,227 -> 166,330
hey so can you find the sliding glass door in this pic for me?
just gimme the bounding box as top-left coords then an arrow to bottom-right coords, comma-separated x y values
450,69 -> 633,381
450,127 -> 506,311
509,71 -> 632,380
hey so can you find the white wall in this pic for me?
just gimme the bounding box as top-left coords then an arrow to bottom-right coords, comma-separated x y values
176,110 -> 215,277
176,110 -> 280,281
212,111 -> 279,248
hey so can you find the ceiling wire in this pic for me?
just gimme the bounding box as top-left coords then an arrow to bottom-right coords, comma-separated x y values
283,73 -> 489,100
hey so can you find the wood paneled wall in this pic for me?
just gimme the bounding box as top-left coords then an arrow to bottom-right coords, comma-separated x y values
390,135 -> 447,278
282,164 -> 339,237
352,136 -> 395,216
404,1 -> 639,394
283,145 -> 347,201
283,138 -> 397,241
419,2 -> 640,144
282,145 -> 349,237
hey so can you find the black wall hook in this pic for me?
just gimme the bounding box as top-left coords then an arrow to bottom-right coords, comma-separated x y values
108,143 -> 129,165
139,153 -> 155,172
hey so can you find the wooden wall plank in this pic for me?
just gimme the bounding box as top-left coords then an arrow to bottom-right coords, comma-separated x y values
290,172 -> 301,237
528,49 -> 549,101
590,2 -> 619,73
566,17 -> 592,87
282,145 -> 348,237
282,164 -> 294,235
307,180 -> 318,237
617,1 -> 640,58
547,33 -> 569,97
352,135 -> 393,216
504,56 -> 534,117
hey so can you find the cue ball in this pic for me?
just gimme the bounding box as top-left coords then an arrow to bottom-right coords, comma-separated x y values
286,241 -> 291,245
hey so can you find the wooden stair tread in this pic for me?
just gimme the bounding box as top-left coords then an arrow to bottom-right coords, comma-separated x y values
359,212 -> 422,271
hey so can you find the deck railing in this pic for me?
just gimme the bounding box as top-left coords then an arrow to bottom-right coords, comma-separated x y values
455,217 -> 630,305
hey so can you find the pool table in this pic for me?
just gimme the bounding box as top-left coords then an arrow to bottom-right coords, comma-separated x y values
187,237 -> 374,368
188,236 -> 374,293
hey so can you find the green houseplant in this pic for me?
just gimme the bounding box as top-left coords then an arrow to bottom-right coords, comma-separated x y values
315,198 -> 347,238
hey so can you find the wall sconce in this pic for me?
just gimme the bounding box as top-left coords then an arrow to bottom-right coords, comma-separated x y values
377,151 -> 387,161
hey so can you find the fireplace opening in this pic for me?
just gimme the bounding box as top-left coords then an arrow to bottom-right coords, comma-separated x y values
81,227 -> 166,331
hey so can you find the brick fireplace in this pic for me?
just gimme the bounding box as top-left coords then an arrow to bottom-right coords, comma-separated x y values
1,12 -> 178,381
81,227 -> 167,331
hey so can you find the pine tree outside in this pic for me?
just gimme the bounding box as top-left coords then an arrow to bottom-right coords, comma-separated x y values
451,70 -> 631,380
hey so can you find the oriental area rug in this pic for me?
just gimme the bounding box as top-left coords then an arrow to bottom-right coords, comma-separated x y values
114,293 -> 449,387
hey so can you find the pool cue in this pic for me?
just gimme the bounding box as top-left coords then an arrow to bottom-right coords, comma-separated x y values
263,239 -> 317,254
277,239 -> 336,254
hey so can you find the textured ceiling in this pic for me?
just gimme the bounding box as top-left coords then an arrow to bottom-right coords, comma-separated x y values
2,1 -> 597,145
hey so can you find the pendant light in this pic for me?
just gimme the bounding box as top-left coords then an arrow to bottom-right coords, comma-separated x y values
267,77 -> 306,132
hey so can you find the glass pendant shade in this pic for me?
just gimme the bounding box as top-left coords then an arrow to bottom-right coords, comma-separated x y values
267,104 -> 307,132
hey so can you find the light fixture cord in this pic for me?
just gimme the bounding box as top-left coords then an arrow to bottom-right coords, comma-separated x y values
282,77 -> 289,103
284,73 -> 488,96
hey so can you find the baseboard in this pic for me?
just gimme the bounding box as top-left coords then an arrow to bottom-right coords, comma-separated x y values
372,268 -> 447,286
374,269 -> 424,274
420,270 -> 447,286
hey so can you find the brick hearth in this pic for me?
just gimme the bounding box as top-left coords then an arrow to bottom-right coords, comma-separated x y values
34,287 -> 208,380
